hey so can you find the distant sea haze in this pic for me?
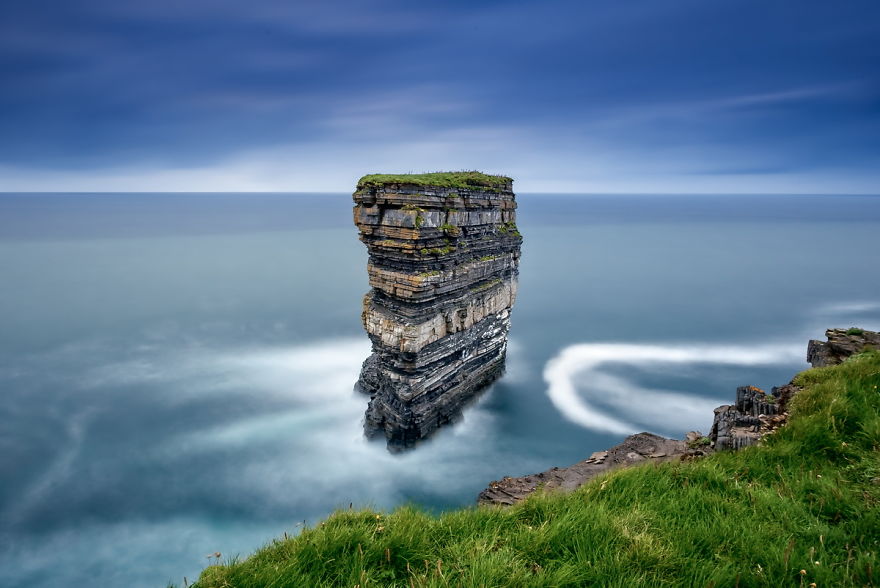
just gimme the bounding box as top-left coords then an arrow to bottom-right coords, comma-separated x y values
0,192 -> 878,588
2,192 -> 880,241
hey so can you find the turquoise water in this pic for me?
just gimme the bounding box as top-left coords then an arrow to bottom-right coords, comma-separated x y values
1,193 -> 879,587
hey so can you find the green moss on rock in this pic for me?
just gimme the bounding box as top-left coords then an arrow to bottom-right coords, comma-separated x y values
357,171 -> 512,191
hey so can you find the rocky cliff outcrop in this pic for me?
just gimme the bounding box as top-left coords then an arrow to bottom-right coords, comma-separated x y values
353,172 -> 522,450
707,328 -> 878,450
708,385 -> 790,451
807,328 -> 880,367
479,327 -> 877,505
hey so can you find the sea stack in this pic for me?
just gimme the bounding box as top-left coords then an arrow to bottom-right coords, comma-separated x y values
352,172 -> 522,449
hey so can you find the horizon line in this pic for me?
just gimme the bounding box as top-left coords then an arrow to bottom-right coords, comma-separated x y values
2,191 -> 879,197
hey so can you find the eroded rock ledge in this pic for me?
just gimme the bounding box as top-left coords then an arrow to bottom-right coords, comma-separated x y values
808,327 -> 880,368
479,327 -> 878,505
353,172 -> 522,450
479,433 -> 693,506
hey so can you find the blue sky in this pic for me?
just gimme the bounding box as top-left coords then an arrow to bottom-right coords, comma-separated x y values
1,0 -> 878,192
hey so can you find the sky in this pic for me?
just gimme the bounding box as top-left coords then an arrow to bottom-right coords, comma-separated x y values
1,0 -> 879,193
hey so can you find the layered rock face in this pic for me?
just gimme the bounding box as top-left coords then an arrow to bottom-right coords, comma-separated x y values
352,172 -> 522,449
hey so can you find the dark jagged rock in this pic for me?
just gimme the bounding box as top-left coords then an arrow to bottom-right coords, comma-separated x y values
807,328 -> 880,367
770,383 -> 801,414
352,172 -> 522,450
709,386 -> 783,451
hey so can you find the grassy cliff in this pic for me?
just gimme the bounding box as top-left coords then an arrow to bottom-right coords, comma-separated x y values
192,351 -> 880,587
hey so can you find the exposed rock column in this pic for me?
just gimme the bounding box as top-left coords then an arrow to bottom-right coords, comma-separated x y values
352,173 -> 522,449
709,386 -> 781,451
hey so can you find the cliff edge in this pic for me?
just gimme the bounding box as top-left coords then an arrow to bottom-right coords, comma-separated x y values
479,327 -> 878,505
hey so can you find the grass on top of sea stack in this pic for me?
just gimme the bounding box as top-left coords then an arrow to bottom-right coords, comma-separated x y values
356,171 -> 513,191
188,351 -> 880,587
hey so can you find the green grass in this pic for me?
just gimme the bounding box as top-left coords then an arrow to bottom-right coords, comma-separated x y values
419,246 -> 456,256
847,327 -> 866,336
686,436 -> 712,448
190,351 -> 880,587
470,278 -> 503,293
357,171 -> 512,191
498,221 -> 521,237
439,223 -> 462,237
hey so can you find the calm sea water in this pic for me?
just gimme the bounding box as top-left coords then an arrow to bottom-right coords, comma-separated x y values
1,193 -> 879,587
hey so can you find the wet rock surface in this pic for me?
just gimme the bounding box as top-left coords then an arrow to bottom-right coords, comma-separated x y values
478,327 -> 876,505
353,173 -> 522,450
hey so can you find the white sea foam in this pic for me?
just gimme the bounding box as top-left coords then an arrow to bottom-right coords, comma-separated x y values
82,338 -> 371,404
543,342 -> 804,435
70,335 -> 509,513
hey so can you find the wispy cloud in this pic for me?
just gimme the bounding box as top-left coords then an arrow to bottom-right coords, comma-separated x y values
1,0 -> 878,192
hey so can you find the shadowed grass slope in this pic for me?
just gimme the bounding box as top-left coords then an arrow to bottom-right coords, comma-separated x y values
191,351 -> 880,587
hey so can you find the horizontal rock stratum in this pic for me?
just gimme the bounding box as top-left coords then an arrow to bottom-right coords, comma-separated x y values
352,172 -> 522,449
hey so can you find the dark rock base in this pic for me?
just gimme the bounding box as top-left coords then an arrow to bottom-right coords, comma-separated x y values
363,352 -> 506,451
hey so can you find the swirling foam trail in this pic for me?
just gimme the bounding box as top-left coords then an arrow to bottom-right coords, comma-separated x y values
543,342 -> 804,435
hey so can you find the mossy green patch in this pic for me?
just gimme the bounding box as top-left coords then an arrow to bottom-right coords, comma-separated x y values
686,436 -> 712,449
439,223 -> 461,237
470,278 -> 502,293
498,221 -> 521,237
357,171 -> 512,191
420,245 -> 456,256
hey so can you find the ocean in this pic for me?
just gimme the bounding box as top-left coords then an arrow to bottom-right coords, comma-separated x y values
1,192 -> 878,587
